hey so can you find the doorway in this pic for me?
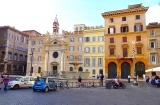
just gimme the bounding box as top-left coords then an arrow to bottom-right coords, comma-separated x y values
53,66 -> 57,76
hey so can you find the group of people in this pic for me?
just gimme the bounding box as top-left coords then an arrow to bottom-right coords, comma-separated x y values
0,73 -> 10,91
97,74 -> 104,86
146,75 -> 160,86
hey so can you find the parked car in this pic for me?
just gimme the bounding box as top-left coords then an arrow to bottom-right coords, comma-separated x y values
8,76 -> 36,89
33,77 -> 57,92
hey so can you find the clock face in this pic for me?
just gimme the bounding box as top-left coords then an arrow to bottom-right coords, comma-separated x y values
53,52 -> 58,58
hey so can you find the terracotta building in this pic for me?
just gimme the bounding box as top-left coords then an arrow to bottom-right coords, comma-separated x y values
146,22 -> 160,76
0,26 -> 29,75
102,4 -> 149,78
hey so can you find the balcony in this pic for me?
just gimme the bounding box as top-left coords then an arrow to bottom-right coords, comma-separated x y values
74,31 -> 83,34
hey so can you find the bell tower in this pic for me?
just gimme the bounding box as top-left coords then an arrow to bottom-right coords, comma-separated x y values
53,15 -> 59,34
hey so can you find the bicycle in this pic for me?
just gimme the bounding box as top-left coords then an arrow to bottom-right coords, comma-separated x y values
87,81 -> 97,88
58,81 -> 70,89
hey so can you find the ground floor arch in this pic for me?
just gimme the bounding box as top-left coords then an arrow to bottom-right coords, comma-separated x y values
135,62 -> 145,77
108,62 -> 117,78
78,67 -> 83,71
121,62 -> 130,79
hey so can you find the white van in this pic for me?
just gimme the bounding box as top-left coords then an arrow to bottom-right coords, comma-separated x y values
8,76 -> 36,89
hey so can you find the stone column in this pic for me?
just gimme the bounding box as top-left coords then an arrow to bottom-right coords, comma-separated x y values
4,40 -> 9,73
44,48 -> 49,76
60,50 -> 64,72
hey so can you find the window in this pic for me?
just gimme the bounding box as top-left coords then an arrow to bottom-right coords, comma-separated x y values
150,41 -> 156,48
38,56 -> 42,61
98,36 -> 104,41
108,27 -> 115,34
136,36 -> 141,42
98,46 -> 103,53
70,38 -> 74,42
15,36 -> 19,41
2,43 -> 6,47
134,24 -> 143,32
78,55 -> 82,61
14,45 -> 18,49
110,38 -> 114,43
92,58 -> 96,66
39,40 -> 43,44
75,27 -> 78,31
8,53 -> 12,60
135,15 -> 140,20
121,26 -> 128,33
85,47 -> 90,53
79,27 -> 82,31
21,36 -> 24,42
78,37 -> 83,42
31,48 -> 35,52
78,46 -> 82,51
92,37 -> 96,42
20,55 -> 23,61
25,39 -> 28,44
14,54 -> 18,61
70,67 -> 73,71
69,46 -> 74,51
123,48 -> 128,57
150,54 -> 157,65
122,17 -> 126,21
85,37 -> 90,42
9,43 -> 12,48
92,47 -> 96,53
110,48 -> 114,55
30,56 -> 34,62
38,47 -> 43,52
123,37 -> 127,42
137,47 -> 142,54
109,18 -> 113,23
3,33 -> 7,38
68,55 -> 74,61
92,70 -> 95,74
32,41 -> 35,45
9,34 -> 13,38
84,58 -> 90,66
150,30 -> 154,36
38,67 -> 41,73
86,69 -> 88,72
24,77 -> 29,81
98,58 -> 103,66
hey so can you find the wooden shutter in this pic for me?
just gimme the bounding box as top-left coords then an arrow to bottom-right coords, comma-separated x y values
137,47 -> 142,54
126,26 -> 129,32
134,25 -> 136,32
123,48 -> 127,57
136,36 -> 141,41
120,27 -> 122,33
108,28 -> 110,34
114,27 -> 116,33
110,48 -> 114,55
140,25 -> 143,31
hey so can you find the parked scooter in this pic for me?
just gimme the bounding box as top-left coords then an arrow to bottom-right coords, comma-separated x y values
111,80 -> 126,89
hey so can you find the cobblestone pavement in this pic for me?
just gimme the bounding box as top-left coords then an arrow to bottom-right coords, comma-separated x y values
0,81 -> 160,105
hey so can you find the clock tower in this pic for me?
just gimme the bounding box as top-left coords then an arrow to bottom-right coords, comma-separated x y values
53,15 -> 59,34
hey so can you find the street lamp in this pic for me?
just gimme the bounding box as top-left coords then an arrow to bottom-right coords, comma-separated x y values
30,48 -> 34,76
132,39 -> 138,86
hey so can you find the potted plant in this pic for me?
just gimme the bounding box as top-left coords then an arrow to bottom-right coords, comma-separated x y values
40,71 -> 43,77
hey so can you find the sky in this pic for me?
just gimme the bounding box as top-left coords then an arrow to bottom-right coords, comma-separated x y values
0,0 -> 160,34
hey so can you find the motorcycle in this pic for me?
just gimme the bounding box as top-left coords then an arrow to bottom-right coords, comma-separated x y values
111,80 -> 126,89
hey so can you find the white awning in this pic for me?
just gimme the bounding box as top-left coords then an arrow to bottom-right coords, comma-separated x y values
145,67 -> 160,72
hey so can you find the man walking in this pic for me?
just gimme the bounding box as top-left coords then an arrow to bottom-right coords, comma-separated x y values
3,75 -> 10,91
128,75 -> 131,83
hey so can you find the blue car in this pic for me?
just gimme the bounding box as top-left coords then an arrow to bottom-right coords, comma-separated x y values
33,77 -> 57,92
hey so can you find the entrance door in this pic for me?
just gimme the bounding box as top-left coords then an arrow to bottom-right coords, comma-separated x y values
53,66 -> 57,76
108,62 -> 117,78
135,62 -> 145,77
121,62 -> 130,79
99,69 -> 103,75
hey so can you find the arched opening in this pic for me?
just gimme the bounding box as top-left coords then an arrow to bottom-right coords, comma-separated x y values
108,62 -> 117,78
121,62 -> 130,79
78,67 -> 83,72
135,62 -> 145,77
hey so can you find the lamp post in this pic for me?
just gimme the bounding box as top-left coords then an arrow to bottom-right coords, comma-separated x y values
132,39 -> 138,86
30,50 -> 33,76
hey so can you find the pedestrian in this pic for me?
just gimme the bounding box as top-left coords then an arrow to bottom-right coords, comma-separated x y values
3,74 -> 10,91
137,75 -> 139,81
143,74 -> 145,80
77,76 -> 82,88
0,73 -> 4,90
100,74 -> 104,86
128,75 -> 131,83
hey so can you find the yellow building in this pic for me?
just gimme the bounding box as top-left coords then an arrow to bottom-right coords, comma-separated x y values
102,4 -> 149,78
146,22 -> 160,76
83,26 -> 105,78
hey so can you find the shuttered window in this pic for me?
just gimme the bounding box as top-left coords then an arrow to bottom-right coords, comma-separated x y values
110,38 -> 114,43
110,48 -> 114,55
122,37 -> 127,42
123,48 -> 128,57
137,47 -> 142,54
136,36 -> 141,41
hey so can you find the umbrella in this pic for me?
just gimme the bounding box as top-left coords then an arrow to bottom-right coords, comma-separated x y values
145,67 -> 160,72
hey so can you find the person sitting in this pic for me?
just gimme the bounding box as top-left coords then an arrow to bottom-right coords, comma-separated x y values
114,76 -> 120,87
77,76 -> 82,88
